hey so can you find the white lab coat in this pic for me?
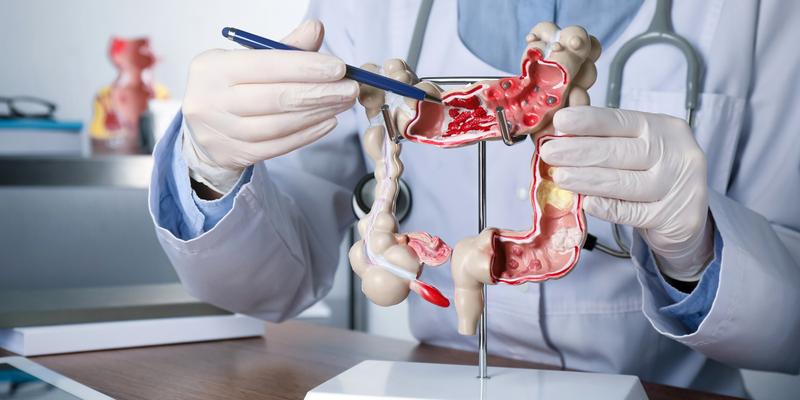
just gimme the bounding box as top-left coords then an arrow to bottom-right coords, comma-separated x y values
149,0 -> 800,396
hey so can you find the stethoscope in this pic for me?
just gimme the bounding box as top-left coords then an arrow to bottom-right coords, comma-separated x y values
352,0 -> 702,259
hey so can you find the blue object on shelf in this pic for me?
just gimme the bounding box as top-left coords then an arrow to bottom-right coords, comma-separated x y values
0,119 -> 83,132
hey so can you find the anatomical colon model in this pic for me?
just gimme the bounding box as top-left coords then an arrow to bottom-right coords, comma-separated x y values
349,22 -> 601,335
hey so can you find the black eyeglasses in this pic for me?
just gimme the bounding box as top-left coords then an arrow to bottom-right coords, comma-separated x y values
0,96 -> 57,119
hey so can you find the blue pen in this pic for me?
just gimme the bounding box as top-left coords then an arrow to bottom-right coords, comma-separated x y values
222,27 -> 442,105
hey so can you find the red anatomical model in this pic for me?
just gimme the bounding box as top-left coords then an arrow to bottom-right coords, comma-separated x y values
90,37 -> 167,154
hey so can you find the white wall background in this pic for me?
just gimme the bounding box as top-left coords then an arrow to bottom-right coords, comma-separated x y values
0,0 -> 309,127
1,1 -> 797,399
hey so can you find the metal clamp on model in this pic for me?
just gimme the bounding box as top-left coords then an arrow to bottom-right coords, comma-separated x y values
495,107 -> 526,146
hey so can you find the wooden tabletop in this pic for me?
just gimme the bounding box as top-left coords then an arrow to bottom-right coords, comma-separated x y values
2,321 -> 740,400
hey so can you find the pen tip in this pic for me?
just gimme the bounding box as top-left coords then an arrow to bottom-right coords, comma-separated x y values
424,93 -> 443,105
221,27 -> 234,39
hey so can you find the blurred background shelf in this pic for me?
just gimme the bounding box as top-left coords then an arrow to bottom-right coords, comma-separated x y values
0,156 -> 151,187
0,119 -> 86,157
0,283 -> 226,328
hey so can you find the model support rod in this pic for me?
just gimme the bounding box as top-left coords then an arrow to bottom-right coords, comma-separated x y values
477,140 -> 488,379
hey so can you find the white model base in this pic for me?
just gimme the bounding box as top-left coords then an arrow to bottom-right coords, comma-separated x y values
305,360 -> 648,400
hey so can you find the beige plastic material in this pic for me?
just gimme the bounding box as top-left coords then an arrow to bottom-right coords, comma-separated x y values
348,60 -> 451,308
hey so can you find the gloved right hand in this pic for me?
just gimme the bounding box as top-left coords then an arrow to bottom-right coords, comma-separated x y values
181,20 -> 359,194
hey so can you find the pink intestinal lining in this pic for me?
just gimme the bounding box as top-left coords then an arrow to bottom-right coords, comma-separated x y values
404,48 -> 569,148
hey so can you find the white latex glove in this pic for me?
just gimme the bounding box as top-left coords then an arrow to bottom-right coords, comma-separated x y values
541,106 -> 714,282
181,20 -> 359,193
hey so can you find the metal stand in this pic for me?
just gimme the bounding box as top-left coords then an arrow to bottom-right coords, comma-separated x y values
384,77 -> 524,381
477,140 -> 488,380
415,77 -> 510,380
476,106 -> 519,380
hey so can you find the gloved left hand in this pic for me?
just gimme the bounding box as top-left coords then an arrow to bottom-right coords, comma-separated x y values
541,106 -> 714,282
